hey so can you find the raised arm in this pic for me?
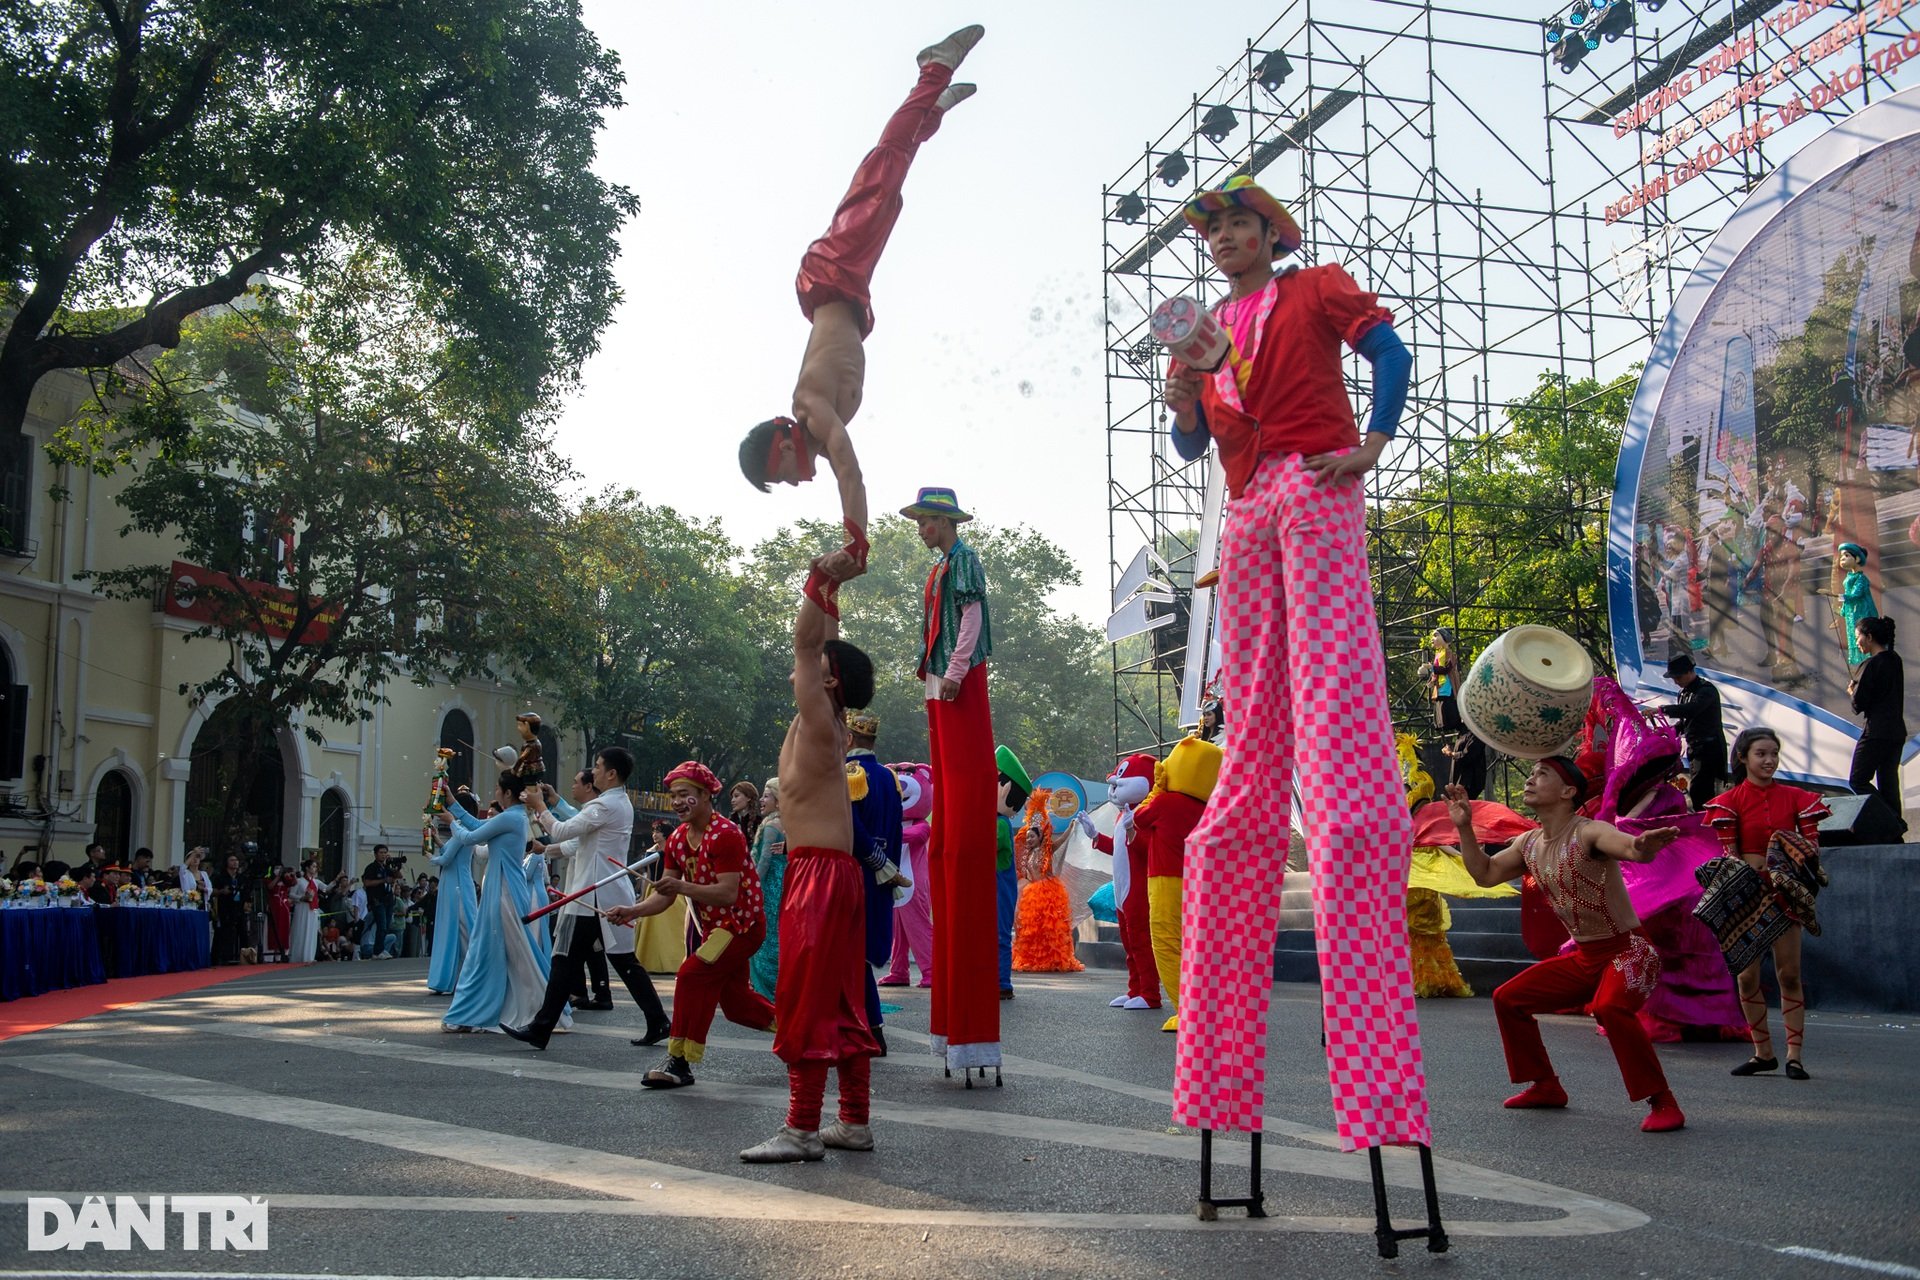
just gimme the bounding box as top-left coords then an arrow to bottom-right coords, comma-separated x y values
1444,785 -> 1526,886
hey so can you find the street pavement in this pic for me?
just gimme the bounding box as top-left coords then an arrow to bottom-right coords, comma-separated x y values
0,959 -> 1914,1279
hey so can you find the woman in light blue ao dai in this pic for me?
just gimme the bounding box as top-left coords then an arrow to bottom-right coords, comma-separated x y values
426,788 -> 482,994
439,771 -> 554,1033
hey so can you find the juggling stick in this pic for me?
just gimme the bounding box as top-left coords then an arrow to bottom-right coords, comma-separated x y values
521,852 -> 660,923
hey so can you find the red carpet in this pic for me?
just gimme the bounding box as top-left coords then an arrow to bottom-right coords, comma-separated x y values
0,964 -> 308,1042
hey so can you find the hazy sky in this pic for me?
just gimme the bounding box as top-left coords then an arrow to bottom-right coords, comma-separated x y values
555,2 -> 1310,626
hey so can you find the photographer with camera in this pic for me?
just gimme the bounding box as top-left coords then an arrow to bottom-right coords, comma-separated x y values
360,844 -> 404,961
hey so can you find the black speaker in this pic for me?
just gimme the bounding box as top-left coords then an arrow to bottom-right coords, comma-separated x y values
1817,792 -> 1907,847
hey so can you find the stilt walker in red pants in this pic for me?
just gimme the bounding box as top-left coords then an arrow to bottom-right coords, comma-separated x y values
1447,764 -> 1688,1135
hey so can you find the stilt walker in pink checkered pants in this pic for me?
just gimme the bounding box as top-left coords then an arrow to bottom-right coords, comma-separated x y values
1163,176 -> 1447,1256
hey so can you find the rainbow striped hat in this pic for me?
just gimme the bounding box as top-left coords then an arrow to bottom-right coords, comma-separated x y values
1182,176 -> 1302,259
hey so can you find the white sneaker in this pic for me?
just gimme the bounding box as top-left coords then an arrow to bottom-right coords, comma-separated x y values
935,82 -> 977,113
1110,994 -> 1130,1008
819,1120 -> 875,1151
917,24 -> 985,71
740,1127 -> 826,1163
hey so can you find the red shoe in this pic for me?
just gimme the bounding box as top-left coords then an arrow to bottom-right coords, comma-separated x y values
1504,1079 -> 1569,1109
1641,1092 -> 1686,1133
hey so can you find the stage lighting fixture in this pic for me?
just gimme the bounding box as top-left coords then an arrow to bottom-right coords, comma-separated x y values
1644,0 -> 1664,9
1254,49 -> 1294,93
1156,150 -> 1189,187
1115,192 -> 1148,224
1200,104 -> 1239,144
1556,35 -> 1590,71
1546,19 -> 1564,44
1591,0 -> 1609,9
1568,0 -> 1589,25
1597,1 -> 1636,40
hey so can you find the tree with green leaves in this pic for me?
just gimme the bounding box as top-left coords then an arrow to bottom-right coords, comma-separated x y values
516,490 -> 763,788
73,261 -> 567,850
1372,370 -> 1634,715
739,517 -> 1113,780
0,0 -> 635,437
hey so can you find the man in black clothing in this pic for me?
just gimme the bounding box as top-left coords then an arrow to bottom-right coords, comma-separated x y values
210,852 -> 249,965
360,844 -> 398,960
1659,654 -> 1727,810
129,848 -> 155,887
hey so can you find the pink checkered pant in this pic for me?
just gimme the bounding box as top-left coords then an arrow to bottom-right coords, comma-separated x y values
1172,451 -> 1430,1152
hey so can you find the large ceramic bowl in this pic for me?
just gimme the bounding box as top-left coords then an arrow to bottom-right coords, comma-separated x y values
1456,625 -> 1594,760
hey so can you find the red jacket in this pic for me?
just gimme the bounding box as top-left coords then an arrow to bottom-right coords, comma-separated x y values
1703,779 -> 1827,856
1192,264 -> 1392,498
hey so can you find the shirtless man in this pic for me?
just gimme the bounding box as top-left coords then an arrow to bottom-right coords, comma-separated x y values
737,23 -> 983,517
737,371 -> 910,1165
1448,762 -> 1686,1133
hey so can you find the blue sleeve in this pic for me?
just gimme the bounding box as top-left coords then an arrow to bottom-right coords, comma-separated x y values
1354,322 -> 1410,439
1169,400 -> 1211,461
445,810 -> 523,858
446,801 -> 481,831
551,796 -> 578,821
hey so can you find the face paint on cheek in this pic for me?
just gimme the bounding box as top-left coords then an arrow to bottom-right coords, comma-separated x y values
1245,237 -> 1261,251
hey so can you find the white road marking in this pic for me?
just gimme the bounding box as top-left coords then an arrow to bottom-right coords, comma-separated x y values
1775,1247 -> 1920,1278
3,1044 -> 1645,1238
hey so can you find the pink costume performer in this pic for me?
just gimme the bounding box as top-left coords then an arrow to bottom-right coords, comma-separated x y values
1585,678 -> 1744,1041
883,763 -> 936,987
1165,176 -> 1442,1252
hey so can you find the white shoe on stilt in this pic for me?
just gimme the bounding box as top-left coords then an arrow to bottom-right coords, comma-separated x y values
1123,996 -> 1153,1010
1110,994 -> 1130,1008
918,24 -> 985,71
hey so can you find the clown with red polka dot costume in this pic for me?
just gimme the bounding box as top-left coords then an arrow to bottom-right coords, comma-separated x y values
609,761 -> 773,1089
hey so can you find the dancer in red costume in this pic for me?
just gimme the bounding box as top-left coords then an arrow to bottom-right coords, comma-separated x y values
609,762 -> 773,1088
1447,764 -> 1688,1134
1704,728 -> 1830,1081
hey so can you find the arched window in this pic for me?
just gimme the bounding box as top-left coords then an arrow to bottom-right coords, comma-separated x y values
93,769 -> 134,861
438,709 -> 475,794
319,788 -> 348,880
185,702 -> 283,857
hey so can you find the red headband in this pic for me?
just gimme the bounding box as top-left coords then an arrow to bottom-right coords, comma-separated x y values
763,418 -> 816,485
1540,756 -> 1588,801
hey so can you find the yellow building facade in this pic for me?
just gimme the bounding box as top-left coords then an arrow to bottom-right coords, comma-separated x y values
0,371 -> 570,876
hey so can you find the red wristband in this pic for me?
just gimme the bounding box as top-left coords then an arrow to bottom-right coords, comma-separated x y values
843,518 -> 869,571
803,567 -> 840,619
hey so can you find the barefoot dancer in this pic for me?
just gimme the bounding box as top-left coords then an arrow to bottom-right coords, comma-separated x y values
1448,766 -> 1688,1134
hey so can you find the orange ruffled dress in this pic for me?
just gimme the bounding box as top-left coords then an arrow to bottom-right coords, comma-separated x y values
1012,790 -> 1083,973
